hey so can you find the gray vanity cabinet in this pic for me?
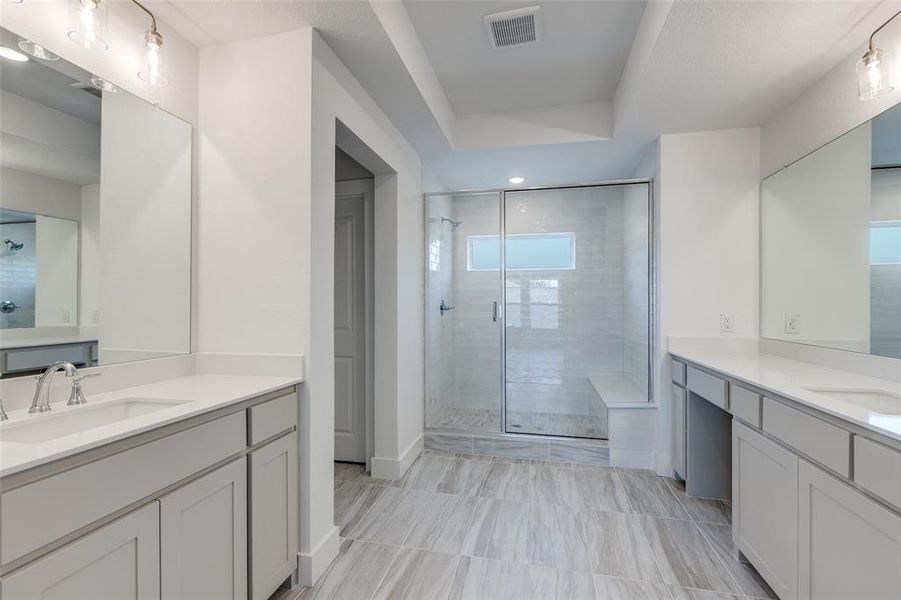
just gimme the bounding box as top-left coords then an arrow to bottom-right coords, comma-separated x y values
0,502 -> 160,599
732,421 -> 799,600
798,461 -> 901,600
671,383 -> 686,478
250,431 -> 299,600
160,457 -> 248,600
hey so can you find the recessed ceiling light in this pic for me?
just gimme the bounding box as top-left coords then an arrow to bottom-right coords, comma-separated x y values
18,40 -> 60,61
90,76 -> 118,93
508,176 -> 526,185
0,46 -> 29,62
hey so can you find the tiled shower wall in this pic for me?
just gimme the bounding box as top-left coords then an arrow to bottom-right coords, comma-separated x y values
622,184 -> 650,398
426,195 -> 458,419
0,221 -> 37,329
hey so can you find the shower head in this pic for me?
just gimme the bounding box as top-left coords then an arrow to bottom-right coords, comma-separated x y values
3,239 -> 23,252
441,216 -> 462,230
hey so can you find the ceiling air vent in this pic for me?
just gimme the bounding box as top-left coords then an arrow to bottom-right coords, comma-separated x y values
484,6 -> 542,50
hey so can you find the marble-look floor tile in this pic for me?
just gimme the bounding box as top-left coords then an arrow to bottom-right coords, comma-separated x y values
334,483 -> 387,537
425,432 -> 474,455
549,440 -> 610,466
437,458 -> 493,496
522,565 -> 596,600
527,503 -> 592,572
594,575 -> 673,600
532,463 -> 582,507
373,547 -> 459,600
696,523 -> 777,599
392,455 -> 452,491
473,435 -> 549,460
667,585 -> 742,600
664,479 -> 731,525
617,469 -> 690,520
461,498 -> 529,563
403,492 -> 479,554
345,487 -> 432,545
580,509 -> 663,582
447,556 -> 524,600
334,461 -> 366,481
309,539 -> 398,600
572,467 -> 632,513
638,517 -> 742,594
477,460 -> 532,501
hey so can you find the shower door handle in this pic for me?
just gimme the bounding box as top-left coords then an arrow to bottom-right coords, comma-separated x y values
492,301 -> 502,322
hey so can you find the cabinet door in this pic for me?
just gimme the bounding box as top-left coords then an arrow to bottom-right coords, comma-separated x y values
672,384 -> 686,478
250,432 -> 299,600
732,421 -> 799,600
0,502 -> 160,599
799,460 -> 901,600
160,458 -> 247,600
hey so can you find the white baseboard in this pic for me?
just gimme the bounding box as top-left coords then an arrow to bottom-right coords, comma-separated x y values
370,433 -> 423,480
297,525 -> 339,587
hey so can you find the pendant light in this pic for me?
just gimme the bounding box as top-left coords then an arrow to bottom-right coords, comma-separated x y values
67,0 -> 108,51
858,9 -> 900,100
133,0 -> 168,87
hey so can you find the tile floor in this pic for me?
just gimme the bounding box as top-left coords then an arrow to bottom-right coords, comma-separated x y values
274,452 -> 775,600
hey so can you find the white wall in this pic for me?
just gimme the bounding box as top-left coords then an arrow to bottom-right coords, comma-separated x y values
34,215 -> 78,326
656,127 -> 760,473
1,167 -> 81,221
100,90 -> 191,361
197,27 -> 424,585
761,123 -> 872,351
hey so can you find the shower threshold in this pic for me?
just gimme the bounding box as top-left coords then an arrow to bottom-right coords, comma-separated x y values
423,428 -> 609,467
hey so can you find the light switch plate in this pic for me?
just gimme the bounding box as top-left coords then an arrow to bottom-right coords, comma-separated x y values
785,314 -> 800,334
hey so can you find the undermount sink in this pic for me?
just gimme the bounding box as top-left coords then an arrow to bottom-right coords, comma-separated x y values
0,398 -> 188,444
802,387 -> 901,416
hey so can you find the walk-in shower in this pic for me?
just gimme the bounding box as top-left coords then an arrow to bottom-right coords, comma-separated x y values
425,181 -> 653,440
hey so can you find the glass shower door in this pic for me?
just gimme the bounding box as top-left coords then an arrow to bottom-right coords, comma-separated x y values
503,183 -> 650,439
425,192 -> 503,433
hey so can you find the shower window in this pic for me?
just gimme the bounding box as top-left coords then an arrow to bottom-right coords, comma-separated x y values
467,232 -> 576,271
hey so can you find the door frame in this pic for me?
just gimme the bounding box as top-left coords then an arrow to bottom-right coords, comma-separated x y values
422,178 -> 656,438
335,179 -> 375,468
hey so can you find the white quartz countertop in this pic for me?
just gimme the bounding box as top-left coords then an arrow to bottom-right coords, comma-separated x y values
669,345 -> 901,442
0,374 -> 301,478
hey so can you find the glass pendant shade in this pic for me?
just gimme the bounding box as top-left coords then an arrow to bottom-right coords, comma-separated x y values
857,47 -> 894,100
138,30 -> 168,87
67,0 -> 108,51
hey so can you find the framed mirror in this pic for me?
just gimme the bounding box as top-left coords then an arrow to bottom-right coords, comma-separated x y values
0,26 -> 191,377
761,100 -> 901,360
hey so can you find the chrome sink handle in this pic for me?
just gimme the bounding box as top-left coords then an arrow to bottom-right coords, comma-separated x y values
68,373 -> 101,406
29,362 -> 78,414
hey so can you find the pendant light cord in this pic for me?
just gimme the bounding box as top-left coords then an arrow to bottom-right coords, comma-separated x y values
869,9 -> 901,52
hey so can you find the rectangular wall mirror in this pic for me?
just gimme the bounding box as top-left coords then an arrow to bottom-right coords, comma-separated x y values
0,26 -> 192,377
761,100 -> 901,360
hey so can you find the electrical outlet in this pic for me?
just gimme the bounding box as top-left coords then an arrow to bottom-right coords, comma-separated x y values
92,309 -> 100,324
785,314 -> 800,334
720,314 -> 735,333
62,310 -> 71,323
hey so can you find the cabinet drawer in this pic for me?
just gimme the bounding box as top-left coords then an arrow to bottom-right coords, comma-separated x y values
671,358 -> 686,387
762,398 -> 850,476
249,392 -> 297,445
687,366 -> 727,410
0,412 -> 245,565
854,437 -> 901,510
730,384 -> 761,427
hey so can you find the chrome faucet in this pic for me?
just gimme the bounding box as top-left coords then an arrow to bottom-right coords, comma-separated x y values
0,397 -> 7,421
29,362 -> 78,414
